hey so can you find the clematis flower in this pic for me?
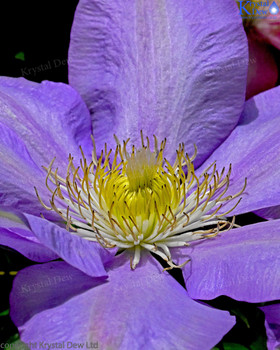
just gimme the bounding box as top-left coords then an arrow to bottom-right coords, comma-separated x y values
0,0 -> 280,348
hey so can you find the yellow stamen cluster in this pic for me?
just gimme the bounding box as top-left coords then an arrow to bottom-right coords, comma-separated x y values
36,133 -> 246,269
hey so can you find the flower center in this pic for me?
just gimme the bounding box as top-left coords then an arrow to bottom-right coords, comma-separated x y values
36,133 -> 246,269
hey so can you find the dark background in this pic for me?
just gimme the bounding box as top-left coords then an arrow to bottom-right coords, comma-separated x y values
0,0 -> 79,83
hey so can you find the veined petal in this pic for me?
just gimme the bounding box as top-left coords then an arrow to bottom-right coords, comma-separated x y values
0,209 -> 58,262
255,206 -> 280,220
260,304 -> 280,350
10,261 -> 105,328
69,0 -> 248,166
198,86 -> 280,215
0,77 -> 92,212
23,214 -> 116,278
0,77 -> 92,165
175,220 -> 280,303
0,230 -> 58,262
14,253 -> 235,349
0,123 -> 49,215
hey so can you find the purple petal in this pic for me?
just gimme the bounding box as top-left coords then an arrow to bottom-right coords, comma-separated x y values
0,77 -> 92,212
10,261 -> 105,327
198,86 -> 280,215
23,214 -> 116,277
0,122 -> 50,215
0,77 -> 92,165
255,206 -> 280,220
260,304 -> 280,350
69,0 -> 248,166
17,253 -> 235,349
0,231 -> 58,263
0,209 -> 58,262
175,220 -> 280,302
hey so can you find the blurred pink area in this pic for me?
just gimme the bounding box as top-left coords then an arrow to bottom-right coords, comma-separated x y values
245,6 -> 280,99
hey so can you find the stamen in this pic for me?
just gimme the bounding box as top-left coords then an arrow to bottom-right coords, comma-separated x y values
36,133 -> 246,270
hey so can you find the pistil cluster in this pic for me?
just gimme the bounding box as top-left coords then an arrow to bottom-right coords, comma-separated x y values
36,133 -> 246,269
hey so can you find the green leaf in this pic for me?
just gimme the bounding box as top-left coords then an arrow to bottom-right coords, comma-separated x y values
250,334 -> 268,350
15,52 -> 25,61
6,338 -> 29,350
230,307 -> 250,328
6,334 -> 19,343
0,309 -> 9,316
